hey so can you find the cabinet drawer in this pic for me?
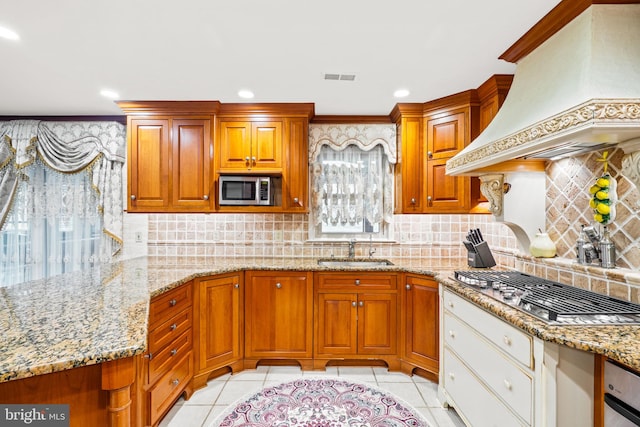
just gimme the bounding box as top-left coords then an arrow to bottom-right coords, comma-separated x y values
148,308 -> 192,355
149,352 -> 193,426
148,329 -> 192,384
444,313 -> 533,423
316,273 -> 397,291
443,290 -> 532,367
443,348 -> 527,427
149,282 -> 193,327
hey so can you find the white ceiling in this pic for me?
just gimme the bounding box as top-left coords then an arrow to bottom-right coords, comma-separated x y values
0,0 -> 562,117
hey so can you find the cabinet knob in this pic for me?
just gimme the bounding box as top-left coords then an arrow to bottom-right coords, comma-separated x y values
410,198 -> 416,205
130,195 -> 136,201
448,301 -> 454,308
245,156 -> 250,162
448,373 -> 455,380
170,323 -> 177,331
144,353 -> 153,360
503,335 -> 512,346
169,299 -> 177,307
503,379 -> 512,390
203,195 -> 209,200
352,301 -> 357,307
251,156 -> 256,164
234,283 -> 240,289
170,348 -> 178,356
355,279 -> 360,285
276,282 -> 282,289
406,284 -> 411,290
359,301 -> 364,307
172,379 -> 180,386
427,196 -> 432,202
293,197 -> 300,206
448,330 -> 455,338
427,151 -> 433,158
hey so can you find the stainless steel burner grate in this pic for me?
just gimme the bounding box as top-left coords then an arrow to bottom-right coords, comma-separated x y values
453,270 -> 640,325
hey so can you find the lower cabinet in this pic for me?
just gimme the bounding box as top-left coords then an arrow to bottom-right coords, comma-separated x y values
314,272 -> 399,369
137,281 -> 194,427
440,287 -> 595,427
244,271 -> 314,368
192,273 -> 243,389
402,274 -> 439,378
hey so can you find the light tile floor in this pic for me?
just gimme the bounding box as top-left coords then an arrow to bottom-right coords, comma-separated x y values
160,365 -> 466,427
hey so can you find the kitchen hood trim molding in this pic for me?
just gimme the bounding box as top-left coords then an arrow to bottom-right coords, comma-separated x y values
446,99 -> 640,174
620,138 -> 640,197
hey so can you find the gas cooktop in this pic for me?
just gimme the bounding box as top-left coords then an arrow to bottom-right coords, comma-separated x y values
453,270 -> 640,326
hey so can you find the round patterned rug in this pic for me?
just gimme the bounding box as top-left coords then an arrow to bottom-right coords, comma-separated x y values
211,377 -> 431,427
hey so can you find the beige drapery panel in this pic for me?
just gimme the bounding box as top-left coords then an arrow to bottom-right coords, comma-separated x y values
0,120 -> 126,255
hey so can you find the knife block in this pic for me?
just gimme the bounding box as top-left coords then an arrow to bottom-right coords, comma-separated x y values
467,241 -> 496,268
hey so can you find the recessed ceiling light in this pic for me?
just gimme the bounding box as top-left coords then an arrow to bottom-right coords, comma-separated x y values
394,89 -> 410,98
0,26 -> 19,41
100,89 -> 120,99
238,89 -> 254,99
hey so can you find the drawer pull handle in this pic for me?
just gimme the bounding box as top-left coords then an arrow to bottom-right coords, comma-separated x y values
503,379 -> 512,390
170,323 -> 177,331
172,379 -> 180,386
169,299 -> 177,307
171,349 -> 178,356
276,282 -> 282,289
448,330 -> 455,338
503,335 -> 512,346
355,279 -> 360,285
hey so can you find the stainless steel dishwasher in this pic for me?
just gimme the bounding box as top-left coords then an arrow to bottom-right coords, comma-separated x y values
604,360 -> 640,426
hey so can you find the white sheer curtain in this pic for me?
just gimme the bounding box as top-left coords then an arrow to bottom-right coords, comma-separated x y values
311,145 -> 393,237
0,120 -> 125,287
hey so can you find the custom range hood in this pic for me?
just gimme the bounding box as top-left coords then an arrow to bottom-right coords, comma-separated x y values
447,2 -> 640,176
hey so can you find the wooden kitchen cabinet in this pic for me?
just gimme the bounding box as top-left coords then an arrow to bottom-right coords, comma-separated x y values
392,104 -> 424,212
192,273 -> 243,390
244,271 -> 314,369
119,101 -> 217,213
314,272 -> 399,370
401,274 -> 439,380
135,281 -> 194,427
282,117 -> 309,212
423,93 -> 479,213
218,120 -> 283,173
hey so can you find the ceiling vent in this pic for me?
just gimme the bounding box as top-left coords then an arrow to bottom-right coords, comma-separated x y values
324,73 -> 356,81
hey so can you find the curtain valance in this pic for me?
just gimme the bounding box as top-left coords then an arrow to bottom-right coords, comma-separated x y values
0,120 -> 126,254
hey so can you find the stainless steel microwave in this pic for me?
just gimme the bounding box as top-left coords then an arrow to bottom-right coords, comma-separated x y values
219,175 -> 273,206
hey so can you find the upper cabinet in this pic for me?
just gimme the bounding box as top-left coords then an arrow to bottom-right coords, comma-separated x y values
119,101 -> 218,213
118,101 -> 314,213
392,75 -> 512,214
218,120 -> 283,173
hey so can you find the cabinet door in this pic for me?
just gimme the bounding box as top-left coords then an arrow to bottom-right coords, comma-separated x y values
396,116 -> 424,212
426,112 -> 466,160
316,293 -> 358,355
218,121 -> 252,170
358,293 -> 397,355
171,119 -> 212,211
283,118 -> 308,212
252,121 -> 283,171
128,119 -> 170,211
196,274 -> 243,372
245,271 -> 313,358
404,275 -> 439,372
426,158 -> 469,212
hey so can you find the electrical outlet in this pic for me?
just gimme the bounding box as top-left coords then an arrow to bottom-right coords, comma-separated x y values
135,232 -> 143,243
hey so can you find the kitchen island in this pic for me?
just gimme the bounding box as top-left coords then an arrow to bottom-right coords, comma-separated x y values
1,255 -> 639,426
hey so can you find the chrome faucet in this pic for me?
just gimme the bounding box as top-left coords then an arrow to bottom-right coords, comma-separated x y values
368,234 -> 376,258
348,239 -> 357,258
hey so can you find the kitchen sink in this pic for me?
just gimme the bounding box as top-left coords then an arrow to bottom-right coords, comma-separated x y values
316,258 -> 394,267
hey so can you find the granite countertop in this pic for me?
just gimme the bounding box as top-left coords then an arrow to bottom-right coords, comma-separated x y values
1,256 -> 639,384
